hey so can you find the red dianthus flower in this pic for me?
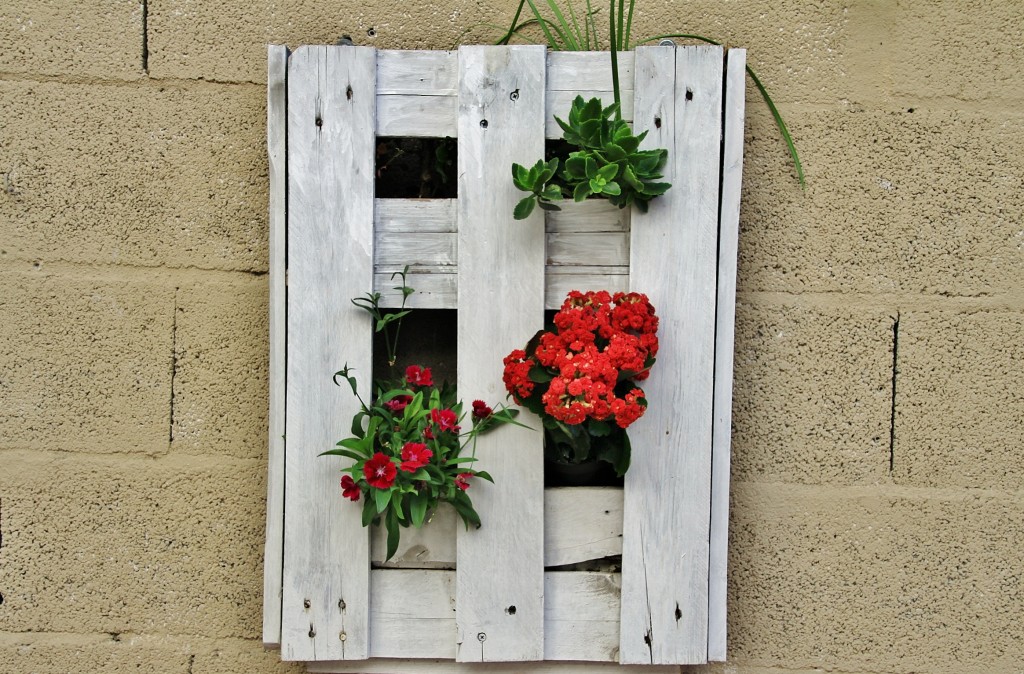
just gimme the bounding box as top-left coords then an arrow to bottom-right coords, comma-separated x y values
405,365 -> 433,387
363,452 -> 397,489
399,441 -> 433,472
340,474 -> 361,501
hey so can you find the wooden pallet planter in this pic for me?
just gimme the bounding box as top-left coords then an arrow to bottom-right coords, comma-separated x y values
263,44 -> 745,670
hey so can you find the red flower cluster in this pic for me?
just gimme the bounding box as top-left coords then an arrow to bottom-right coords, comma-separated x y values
503,291 -> 658,430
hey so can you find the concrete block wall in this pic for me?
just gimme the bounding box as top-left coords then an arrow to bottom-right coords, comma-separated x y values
1,2 -> 1020,672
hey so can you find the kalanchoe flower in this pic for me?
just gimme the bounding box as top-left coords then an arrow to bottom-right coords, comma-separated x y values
399,442 -> 433,472
363,452 -> 397,489
454,472 -> 473,491
383,394 -> 413,413
471,400 -> 493,420
340,474 -> 361,501
405,365 -> 433,387
430,408 -> 460,433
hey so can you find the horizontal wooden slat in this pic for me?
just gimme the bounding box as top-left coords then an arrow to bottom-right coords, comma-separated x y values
376,232 -> 456,268
373,51 -> 637,138
547,51 -> 635,90
370,488 -> 624,568
547,232 -> 629,267
376,198 -> 457,232
341,570 -> 629,662
546,200 -> 630,233
376,198 -> 629,234
377,50 -> 458,94
374,270 -> 630,310
373,272 -> 456,309
377,94 -> 458,137
544,488 -> 624,567
375,230 -> 627,271
311,657 -> 676,673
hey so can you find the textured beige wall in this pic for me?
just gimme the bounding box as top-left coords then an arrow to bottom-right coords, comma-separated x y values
1,1 -> 1021,673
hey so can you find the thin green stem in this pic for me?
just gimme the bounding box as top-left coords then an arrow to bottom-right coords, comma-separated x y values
609,0 -> 621,116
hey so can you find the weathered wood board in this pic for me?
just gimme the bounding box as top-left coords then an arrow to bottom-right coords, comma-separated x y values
620,45 -> 723,665
455,45 -> 548,663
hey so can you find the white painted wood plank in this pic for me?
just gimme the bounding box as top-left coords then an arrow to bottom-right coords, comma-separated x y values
312,662 -> 676,674
546,200 -> 629,233
377,50 -> 458,94
339,570 -> 633,663
547,51 -> 635,91
544,572 -> 622,661
373,272 -> 456,309
375,198 -> 456,232
708,47 -> 746,664
546,231 -> 629,267
375,269 -> 632,311
282,45 -> 376,662
377,93 -> 458,137
544,488 -> 624,567
455,45 -> 547,663
375,232 -> 456,268
262,43 -> 287,650
620,45 -> 723,665
368,488 -> 625,569
369,570 -> 457,658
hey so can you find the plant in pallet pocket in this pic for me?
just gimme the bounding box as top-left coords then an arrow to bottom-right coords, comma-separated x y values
512,95 -> 670,219
502,289 -> 658,475
320,270 -> 520,560
494,0 -> 805,199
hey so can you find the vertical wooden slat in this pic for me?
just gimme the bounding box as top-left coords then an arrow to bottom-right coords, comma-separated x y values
620,45 -> 724,665
282,45 -> 376,661
263,43 -> 288,649
708,47 -> 746,663
455,45 -> 547,663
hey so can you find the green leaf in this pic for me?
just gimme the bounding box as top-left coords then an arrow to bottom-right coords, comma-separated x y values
513,195 -> 537,220
374,487 -> 392,514
318,447 -> 367,462
473,470 -> 494,483
361,496 -> 377,527
601,180 -> 622,196
385,509 -> 401,561
573,181 -> 592,202
512,162 -> 530,190
410,491 -> 428,528
596,163 -> 619,182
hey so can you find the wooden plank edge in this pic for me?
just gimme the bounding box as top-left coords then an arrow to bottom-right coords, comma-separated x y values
309,660 -> 677,673
262,43 -> 287,650
708,46 -> 746,664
